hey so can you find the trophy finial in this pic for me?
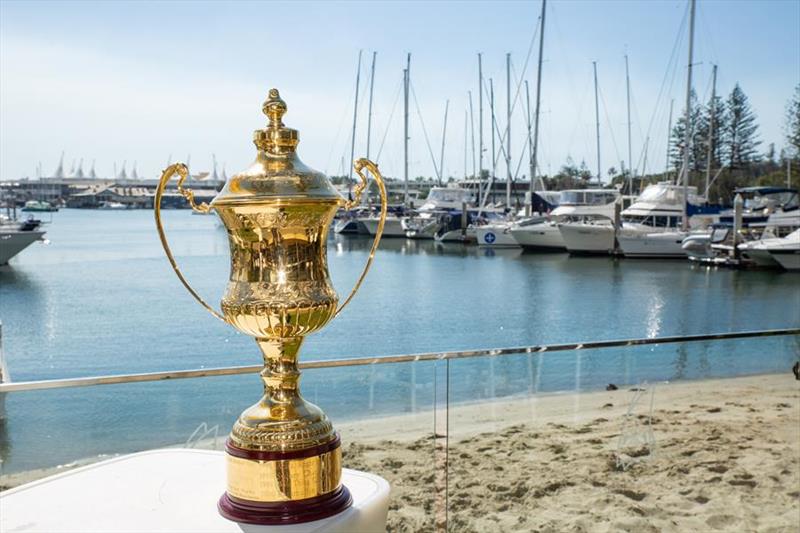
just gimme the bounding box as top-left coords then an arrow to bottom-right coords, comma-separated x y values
255,88 -> 298,153
263,88 -> 287,128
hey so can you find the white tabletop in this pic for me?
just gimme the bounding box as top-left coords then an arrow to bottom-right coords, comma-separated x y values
0,449 -> 390,533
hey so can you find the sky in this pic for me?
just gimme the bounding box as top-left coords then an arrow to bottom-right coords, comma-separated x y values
1,0 -> 798,184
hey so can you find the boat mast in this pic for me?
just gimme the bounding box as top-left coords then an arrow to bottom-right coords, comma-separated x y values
438,100 -> 449,186
664,98 -> 674,182
404,53 -> 411,206
464,109 -> 468,181
478,53 -> 484,205
681,0 -> 696,231
525,80 -> 534,192
348,50 -> 363,202
704,63 -> 717,199
593,61 -> 601,183
530,0 -> 546,199
625,54 -> 633,193
490,78 -> 496,204
366,51 -> 377,160
506,52 -> 512,208
468,91 -> 476,178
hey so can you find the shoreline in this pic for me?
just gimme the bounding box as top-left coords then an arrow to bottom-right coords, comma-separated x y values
2,372 -> 796,481
2,372 -> 798,530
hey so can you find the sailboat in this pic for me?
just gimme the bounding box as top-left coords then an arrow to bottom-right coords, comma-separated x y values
335,50 -> 371,235
362,53 -> 413,238
616,0 -> 714,258
478,1 -> 551,248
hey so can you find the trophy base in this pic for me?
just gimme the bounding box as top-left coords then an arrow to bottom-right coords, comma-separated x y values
218,485 -> 353,525
219,435 -> 351,525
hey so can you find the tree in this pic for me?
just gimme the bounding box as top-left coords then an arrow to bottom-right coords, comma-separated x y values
722,84 -> 761,169
669,90 -> 704,171
785,84 -> 800,158
697,93 -> 728,170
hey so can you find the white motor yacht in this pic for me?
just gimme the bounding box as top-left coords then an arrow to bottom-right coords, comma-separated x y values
402,187 -> 475,240
737,231 -> 785,267
361,216 -> 406,237
512,189 -> 621,252
765,229 -> 800,271
0,217 -> 46,265
613,183 -> 711,258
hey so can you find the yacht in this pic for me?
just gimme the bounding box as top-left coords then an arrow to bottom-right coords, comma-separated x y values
0,217 -> 46,265
765,229 -> 800,271
737,231 -> 786,267
360,206 -> 414,238
21,200 -> 58,212
613,182 -> 711,258
513,189 -> 621,252
476,191 -> 560,248
333,207 -> 370,235
402,187 -> 475,239
682,188 -> 799,263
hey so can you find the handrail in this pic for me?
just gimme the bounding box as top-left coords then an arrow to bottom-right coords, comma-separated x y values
0,327 -> 797,393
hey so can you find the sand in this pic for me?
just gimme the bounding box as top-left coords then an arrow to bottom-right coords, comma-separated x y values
338,373 -> 800,532
2,373 -> 798,532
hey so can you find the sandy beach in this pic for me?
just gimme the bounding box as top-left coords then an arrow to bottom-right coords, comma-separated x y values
338,373 -> 800,532
2,373 -> 798,532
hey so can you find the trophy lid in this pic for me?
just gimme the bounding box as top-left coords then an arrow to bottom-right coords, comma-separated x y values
210,88 -> 343,207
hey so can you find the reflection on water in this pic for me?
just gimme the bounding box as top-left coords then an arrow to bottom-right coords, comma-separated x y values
0,210 -> 799,474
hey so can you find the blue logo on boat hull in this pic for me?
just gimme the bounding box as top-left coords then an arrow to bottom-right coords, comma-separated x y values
484,232 -> 496,244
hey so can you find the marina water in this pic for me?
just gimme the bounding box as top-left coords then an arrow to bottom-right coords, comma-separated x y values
0,209 -> 798,474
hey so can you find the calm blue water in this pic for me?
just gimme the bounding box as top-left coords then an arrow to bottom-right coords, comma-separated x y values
0,209 -> 798,473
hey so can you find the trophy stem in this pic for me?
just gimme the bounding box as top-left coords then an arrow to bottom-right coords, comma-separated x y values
257,337 -> 303,404
220,336 -> 351,524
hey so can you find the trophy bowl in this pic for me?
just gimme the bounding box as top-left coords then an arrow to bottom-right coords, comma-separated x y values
154,88 -> 387,524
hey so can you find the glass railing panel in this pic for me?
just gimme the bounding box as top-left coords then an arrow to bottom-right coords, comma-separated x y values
445,335 -> 800,532
0,359 -> 438,533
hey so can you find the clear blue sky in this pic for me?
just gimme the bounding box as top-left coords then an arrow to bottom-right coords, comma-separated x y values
1,0 -> 798,182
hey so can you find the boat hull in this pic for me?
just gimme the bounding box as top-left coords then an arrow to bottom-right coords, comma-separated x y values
0,230 -> 45,265
618,231 -> 688,258
558,223 -> 614,255
361,217 -> 407,237
476,225 -> 519,248
436,227 -> 477,244
510,223 -> 565,251
770,249 -> 800,270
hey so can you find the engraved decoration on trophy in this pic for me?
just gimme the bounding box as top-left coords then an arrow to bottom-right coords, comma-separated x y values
154,88 -> 387,525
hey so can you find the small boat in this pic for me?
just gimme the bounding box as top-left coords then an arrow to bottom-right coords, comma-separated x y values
765,229 -> 800,271
517,189 -> 621,253
0,216 -> 46,265
98,201 -> 126,210
21,200 -> 58,212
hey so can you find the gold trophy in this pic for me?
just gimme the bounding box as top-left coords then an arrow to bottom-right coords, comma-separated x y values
154,89 -> 387,524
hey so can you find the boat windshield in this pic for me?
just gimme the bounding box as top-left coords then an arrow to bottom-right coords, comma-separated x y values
559,190 -> 618,206
743,190 -> 799,211
425,188 -> 473,204
638,184 -> 681,204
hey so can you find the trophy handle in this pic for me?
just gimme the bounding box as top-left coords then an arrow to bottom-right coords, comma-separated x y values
334,158 -> 387,317
154,163 -> 226,322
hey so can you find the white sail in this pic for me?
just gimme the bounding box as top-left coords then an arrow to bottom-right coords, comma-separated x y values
53,153 -> 65,179
74,158 -> 85,179
210,154 -> 219,181
89,160 -> 98,179
132,162 -> 140,180
117,161 -> 128,180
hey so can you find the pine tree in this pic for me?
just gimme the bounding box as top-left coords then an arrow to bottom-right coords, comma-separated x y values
696,94 -> 727,170
785,84 -> 800,158
723,84 -> 761,168
669,90 -> 703,171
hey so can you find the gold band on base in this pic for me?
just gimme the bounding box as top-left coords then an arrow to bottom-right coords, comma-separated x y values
225,438 -> 343,502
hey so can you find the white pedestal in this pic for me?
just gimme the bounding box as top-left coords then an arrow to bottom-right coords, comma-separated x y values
0,449 -> 391,533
